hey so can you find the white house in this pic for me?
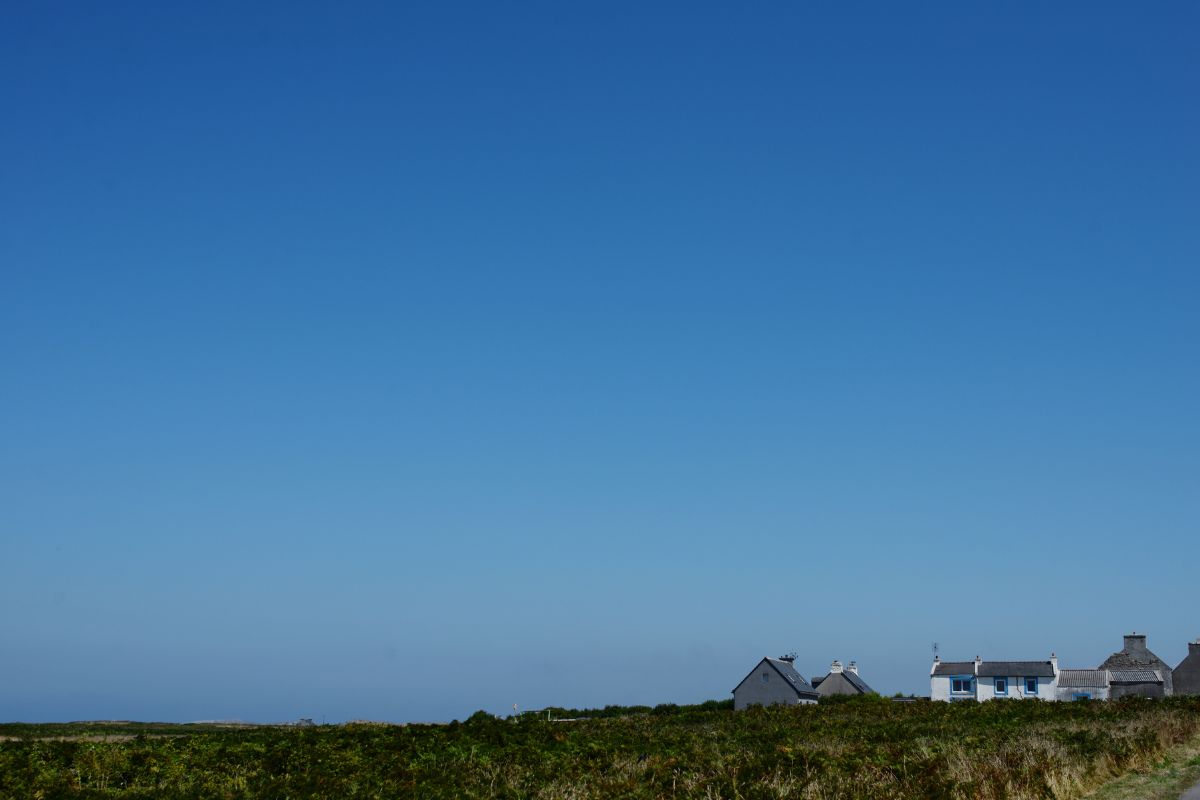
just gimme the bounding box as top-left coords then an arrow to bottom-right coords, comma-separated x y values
931,655 -> 1059,701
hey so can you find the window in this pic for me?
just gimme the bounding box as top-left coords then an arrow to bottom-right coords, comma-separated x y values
1024,677 -> 1038,694
1072,693 -> 1091,701
994,677 -> 1008,695
761,672 -> 770,683
951,677 -> 973,693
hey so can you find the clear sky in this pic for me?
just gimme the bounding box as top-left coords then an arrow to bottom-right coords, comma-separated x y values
3,1 -> 1198,723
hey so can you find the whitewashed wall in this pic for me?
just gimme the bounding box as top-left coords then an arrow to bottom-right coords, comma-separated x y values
1054,685 -> 1109,701
977,675 -> 1056,701
931,669 -> 1059,702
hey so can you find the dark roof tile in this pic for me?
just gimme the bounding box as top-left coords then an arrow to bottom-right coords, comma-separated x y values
977,661 -> 1055,678
842,671 -> 875,694
764,658 -> 820,698
932,661 -> 976,675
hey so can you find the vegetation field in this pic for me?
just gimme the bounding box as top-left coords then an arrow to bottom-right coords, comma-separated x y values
2,697 -> 1199,799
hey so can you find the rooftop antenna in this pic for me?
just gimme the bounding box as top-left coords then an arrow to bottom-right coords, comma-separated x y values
932,642 -> 940,657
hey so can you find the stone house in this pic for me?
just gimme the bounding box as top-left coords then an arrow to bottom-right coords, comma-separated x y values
1174,639 -> 1200,696
1099,633 -> 1173,697
732,655 -> 820,710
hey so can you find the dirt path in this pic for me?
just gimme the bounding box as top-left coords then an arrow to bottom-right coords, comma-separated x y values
1083,735 -> 1200,800
1179,778 -> 1200,800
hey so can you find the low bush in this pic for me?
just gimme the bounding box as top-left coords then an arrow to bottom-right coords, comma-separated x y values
1,697 -> 1197,798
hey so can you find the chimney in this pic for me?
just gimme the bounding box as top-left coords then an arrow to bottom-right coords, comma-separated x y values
830,660 -> 843,674
1049,652 -> 1058,675
779,654 -> 795,665
1123,633 -> 1148,655
1189,639 -> 1200,656
847,661 -> 859,675
975,655 -> 982,675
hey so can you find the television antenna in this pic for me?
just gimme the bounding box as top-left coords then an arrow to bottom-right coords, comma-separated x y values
932,642 -> 940,657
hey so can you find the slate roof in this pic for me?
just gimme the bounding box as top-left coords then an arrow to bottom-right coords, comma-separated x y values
1110,669 -> 1162,683
933,660 -> 1055,677
1100,642 -> 1171,672
1058,669 -> 1109,688
813,670 -> 876,694
1102,652 -> 1167,670
842,670 -> 875,694
932,661 -> 977,676
764,658 -> 821,698
977,661 -> 1055,678
734,658 -> 820,699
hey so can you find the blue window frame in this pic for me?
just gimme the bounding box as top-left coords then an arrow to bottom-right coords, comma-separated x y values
1024,677 -> 1038,694
951,677 -> 974,694
1072,693 -> 1091,701
994,677 -> 1008,695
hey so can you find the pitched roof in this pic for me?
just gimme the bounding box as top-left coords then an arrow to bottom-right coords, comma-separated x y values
763,658 -> 820,698
977,661 -> 1055,678
1110,669 -> 1162,683
1058,669 -> 1108,688
1100,642 -> 1171,673
813,670 -> 876,694
933,660 -> 1055,677
732,658 -> 819,699
841,670 -> 875,694
932,661 -> 976,676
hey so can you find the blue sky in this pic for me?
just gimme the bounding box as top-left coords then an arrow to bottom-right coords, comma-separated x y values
2,1 -> 1198,722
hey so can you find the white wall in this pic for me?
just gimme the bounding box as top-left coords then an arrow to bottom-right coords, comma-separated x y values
1055,685 -> 1109,702
977,675 -> 1056,701
932,670 -> 1059,702
930,673 -> 976,702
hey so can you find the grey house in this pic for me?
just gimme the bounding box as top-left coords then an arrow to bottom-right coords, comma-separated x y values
732,656 -> 820,710
811,660 -> 875,697
1099,633 -> 1173,697
1109,669 -> 1165,699
1174,639 -> 1200,696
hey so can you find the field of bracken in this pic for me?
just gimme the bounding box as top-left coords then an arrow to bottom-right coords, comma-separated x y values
2,696 -> 1199,799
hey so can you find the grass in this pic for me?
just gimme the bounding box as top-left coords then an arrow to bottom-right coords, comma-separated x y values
2,697 -> 1199,799
1083,733 -> 1200,800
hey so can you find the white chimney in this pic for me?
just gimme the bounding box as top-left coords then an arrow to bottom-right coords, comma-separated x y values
830,660 -> 843,674
974,655 -> 982,675
1050,652 -> 1058,675
847,661 -> 859,675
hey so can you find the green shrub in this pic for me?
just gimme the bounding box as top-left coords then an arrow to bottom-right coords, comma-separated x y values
1,698 -> 1197,799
